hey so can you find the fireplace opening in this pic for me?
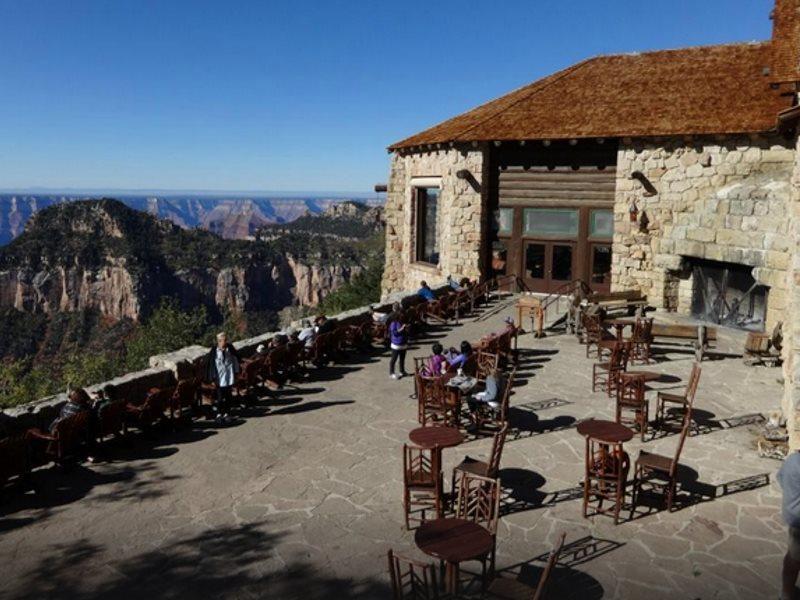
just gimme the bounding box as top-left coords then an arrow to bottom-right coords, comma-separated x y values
689,258 -> 768,331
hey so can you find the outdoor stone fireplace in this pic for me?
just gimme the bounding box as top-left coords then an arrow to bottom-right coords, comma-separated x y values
612,137 -> 793,332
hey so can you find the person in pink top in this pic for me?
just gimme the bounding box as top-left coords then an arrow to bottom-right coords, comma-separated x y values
422,343 -> 446,377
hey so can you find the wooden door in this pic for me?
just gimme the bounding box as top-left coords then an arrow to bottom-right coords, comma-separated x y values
522,241 -> 576,293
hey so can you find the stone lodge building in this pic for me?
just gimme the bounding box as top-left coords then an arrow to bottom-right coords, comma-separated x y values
381,0 -> 800,445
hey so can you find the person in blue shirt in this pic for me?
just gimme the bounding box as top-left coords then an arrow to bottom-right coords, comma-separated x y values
447,275 -> 463,292
417,281 -> 436,302
448,341 -> 473,371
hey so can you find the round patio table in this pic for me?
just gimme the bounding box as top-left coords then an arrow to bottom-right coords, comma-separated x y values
576,418 -> 633,443
605,318 -> 637,339
409,425 -> 464,449
415,517 -> 493,594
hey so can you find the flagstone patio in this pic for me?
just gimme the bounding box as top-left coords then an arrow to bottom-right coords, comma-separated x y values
0,299 -> 787,599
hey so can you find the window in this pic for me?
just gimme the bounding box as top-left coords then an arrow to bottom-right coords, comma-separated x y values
415,187 -> 440,265
493,208 -> 513,236
591,244 -> 612,284
523,208 -> 578,237
590,209 -> 614,238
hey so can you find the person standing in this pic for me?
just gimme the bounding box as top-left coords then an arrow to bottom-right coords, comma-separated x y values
779,451 -> 800,600
205,332 -> 241,424
388,315 -> 409,380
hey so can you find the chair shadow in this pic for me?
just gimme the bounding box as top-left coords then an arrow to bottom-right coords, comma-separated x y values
648,409 -> 765,441
626,470 -> 770,521
499,467 -> 548,515
507,408 -> 577,440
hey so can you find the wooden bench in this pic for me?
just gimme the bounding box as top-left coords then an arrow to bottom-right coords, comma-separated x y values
586,290 -> 648,316
650,323 -> 717,361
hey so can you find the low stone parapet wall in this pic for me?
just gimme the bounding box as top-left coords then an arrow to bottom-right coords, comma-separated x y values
0,286 -> 439,436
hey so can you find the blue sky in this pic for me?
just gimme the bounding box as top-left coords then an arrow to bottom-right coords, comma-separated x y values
0,0 -> 774,193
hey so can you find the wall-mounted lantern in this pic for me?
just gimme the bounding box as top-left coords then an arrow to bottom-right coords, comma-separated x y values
629,199 -> 639,222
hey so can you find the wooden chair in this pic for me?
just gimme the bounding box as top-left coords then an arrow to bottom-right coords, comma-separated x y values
451,424 -> 508,499
96,400 -> 127,441
304,332 -> 332,367
476,351 -> 500,383
403,444 -> 443,529
425,296 -> 454,324
387,549 -> 440,600
170,378 -> 200,421
472,369 -> 515,434
582,436 -> 629,524
126,386 -> 174,429
0,434 -> 32,492
655,363 -> 701,429
417,375 -> 453,426
455,473 -> 501,581
28,411 -> 91,465
629,318 -> 654,365
591,342 -> 629,397
582,313 -> 614,358
284,341 -> 306,377
631,411 -> 692,512
486,532 -> 566,600
615,373 -> 649,442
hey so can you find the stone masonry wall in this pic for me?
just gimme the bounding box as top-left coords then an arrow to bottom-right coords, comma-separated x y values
612,135 -> 794,330
784,134 -> 800,450
381,147 -> 488,297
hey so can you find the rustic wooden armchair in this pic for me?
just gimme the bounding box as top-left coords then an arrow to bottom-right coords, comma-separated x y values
387,549 -> 440,600
487,531 -> 567,600
285,341 -> 306,376
126,386 -> 174,429
96,400 -> 127,441
632,411 -> 691,512
452,424 -> 508,499
583,436 -> 629,524
591,342 -> 629,397
28,411 -> 91,465
655,363 -> 701,429
170,378 -> 200,421
403,443 -> 443,529
425,295 -> 455,324
456,473 -> 501,580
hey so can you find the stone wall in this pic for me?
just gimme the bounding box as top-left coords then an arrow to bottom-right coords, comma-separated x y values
381,147 -> 488,297
784,135 -> 800,450
0,287 -> 434,436
612,135 -> 794,330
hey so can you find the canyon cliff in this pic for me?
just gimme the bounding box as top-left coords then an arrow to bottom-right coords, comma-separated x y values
0,199 -> 375,322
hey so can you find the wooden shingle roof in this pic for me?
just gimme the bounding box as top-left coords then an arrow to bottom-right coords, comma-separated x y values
389,42 -> 794,150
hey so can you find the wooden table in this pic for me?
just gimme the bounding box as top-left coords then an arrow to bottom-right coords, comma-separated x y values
409,425 -> 464,450
576,419 -> 632,523
605,318 -> 637,339
415,517 -> 494,594
576,419 -> 633,443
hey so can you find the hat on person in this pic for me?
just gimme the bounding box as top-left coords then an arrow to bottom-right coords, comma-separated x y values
256,344 -> 267,354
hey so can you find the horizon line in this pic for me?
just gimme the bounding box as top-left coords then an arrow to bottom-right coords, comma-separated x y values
0,186 -> 383,198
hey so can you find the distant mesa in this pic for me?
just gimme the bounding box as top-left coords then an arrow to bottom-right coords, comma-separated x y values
0,194 -> 384,245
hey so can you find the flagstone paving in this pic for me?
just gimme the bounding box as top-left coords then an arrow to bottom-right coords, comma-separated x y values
0,299 -> 788,599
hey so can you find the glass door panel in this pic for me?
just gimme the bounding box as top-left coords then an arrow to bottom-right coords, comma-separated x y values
551,244 -> 574,283
525,243 -> 546,281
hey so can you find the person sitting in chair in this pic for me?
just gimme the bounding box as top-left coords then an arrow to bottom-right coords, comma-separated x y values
417,281 -> 436,303
422,343 -> 447,377
467,368 -> 505,421
447,341 -> 473,371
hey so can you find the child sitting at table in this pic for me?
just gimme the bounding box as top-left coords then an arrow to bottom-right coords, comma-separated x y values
421,343 -> 447,377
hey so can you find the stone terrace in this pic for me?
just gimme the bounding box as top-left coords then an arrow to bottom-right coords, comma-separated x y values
0,299 -> 787,600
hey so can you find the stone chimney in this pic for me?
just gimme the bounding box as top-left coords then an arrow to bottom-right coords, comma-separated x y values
771,0 -> 800,82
